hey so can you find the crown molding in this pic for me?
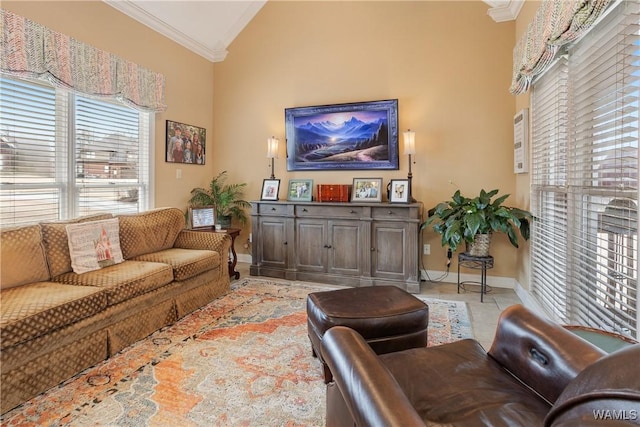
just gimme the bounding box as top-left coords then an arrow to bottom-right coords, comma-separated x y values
483,0 -> 525,22
221,1 -> 266,49
104,0 -> 228,62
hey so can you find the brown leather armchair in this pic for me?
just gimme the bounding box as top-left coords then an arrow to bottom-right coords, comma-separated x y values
322,304 -> 640,426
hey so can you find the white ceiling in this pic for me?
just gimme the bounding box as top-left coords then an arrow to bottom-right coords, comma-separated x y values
104,0 -> 523,63
104,0 -> 267,62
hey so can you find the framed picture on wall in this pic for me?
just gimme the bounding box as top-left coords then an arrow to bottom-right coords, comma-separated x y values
166,120 -> 206,165
261,179 -> 281,201
285,99 -> 399,171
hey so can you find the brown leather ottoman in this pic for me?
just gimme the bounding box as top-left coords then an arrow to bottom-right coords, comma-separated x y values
307,286 -> 429,383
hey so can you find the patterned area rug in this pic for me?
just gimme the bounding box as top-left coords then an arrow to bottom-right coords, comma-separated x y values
1,279 -> 473,426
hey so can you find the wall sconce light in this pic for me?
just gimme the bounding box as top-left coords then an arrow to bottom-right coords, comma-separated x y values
266,136 -> 279,179
403,129 -> 416,198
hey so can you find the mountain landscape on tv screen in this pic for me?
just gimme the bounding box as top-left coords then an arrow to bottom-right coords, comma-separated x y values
294,115 -> 389,162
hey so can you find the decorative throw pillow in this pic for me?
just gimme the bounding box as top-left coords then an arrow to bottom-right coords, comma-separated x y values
66,218 -> 124,274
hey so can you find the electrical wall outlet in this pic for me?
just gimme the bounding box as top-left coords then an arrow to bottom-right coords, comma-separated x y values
423,244 -> 430,255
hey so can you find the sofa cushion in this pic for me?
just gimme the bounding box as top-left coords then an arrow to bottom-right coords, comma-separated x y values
118,208 -> 185,259
131,248 -> 220,281
0,281 -> 107,349
41,213 -> 114,277
0,225 -> 50,290
66,218 -> 124,274
53,260 -> 173,306
380,339 -> 552,425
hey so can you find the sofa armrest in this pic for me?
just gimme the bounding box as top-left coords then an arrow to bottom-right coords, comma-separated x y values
544,344 -> 640,427
322,326 -> 426,427
488,305 -> 606,404
173,230 -> 231,255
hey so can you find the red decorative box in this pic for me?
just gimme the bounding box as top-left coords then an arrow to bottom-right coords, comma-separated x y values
317,184 -> 351,202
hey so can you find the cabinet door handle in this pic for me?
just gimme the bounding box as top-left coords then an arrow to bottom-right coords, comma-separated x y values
371,247 -> 375,251
271,207 -> 276,211
283,241 -> 288,245
387,210 -> 393,215
302,208 -> 308,212
324,244 -> 332,249
350,210 -> 356,214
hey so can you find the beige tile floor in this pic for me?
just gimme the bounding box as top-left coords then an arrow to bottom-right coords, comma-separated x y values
233,262 -> 522,349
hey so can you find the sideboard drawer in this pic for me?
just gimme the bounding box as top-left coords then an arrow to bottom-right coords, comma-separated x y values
371,207 -> 412,219
257,203 -> 288,216
296,205 -> 362,218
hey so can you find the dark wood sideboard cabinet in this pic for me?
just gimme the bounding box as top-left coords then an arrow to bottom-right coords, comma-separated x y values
250,201 -> 422,293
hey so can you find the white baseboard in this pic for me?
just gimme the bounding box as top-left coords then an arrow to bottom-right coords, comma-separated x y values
243,257 -> 523,293
423,272 -> 553,320
513,281 -> 551,319
420,269 -> 515,289
243,254 -> 552,320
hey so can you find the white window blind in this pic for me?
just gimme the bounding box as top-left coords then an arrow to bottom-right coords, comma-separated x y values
531,58 -> 570,322
0,76 -> 151,226
567,0 -> 639,336
0,79 -> 64,223
530,0 -> 639,339
75,96 -> 149,217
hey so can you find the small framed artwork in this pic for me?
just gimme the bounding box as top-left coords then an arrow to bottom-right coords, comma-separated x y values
166,120 -> 206,165
287,179 -> 313,202
389,179 -> 410,203
189,206 -> 215,230
261,179 -> 281,201
351,178 -> 383,202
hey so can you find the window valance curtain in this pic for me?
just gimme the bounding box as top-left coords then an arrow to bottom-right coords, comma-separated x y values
0,9 -> 166,112
510,0 -> 612,95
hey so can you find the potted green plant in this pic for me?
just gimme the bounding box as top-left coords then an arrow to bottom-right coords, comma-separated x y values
188,170 -> 251,228
421,189 -> 532,256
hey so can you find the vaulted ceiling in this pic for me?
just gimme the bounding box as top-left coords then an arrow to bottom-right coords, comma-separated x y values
104,0 -> 523,63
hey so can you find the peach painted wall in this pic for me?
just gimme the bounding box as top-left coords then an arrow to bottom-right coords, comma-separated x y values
213,1 -> 522,279
513,0 -> 542,290
4,1 -> 533,282
2,0 -> 217,210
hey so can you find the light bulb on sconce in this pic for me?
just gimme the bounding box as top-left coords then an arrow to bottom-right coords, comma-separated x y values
266,136 -> 279,179
402,129 -> 416,201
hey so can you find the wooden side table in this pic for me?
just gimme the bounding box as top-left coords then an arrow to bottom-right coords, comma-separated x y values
563,325 -> 638,353
216,228 -> 241,280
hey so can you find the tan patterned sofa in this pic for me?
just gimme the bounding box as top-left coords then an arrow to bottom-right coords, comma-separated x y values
0,208 -> 231,414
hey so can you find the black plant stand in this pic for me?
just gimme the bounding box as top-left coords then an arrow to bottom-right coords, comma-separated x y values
457,252 -> 494,302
